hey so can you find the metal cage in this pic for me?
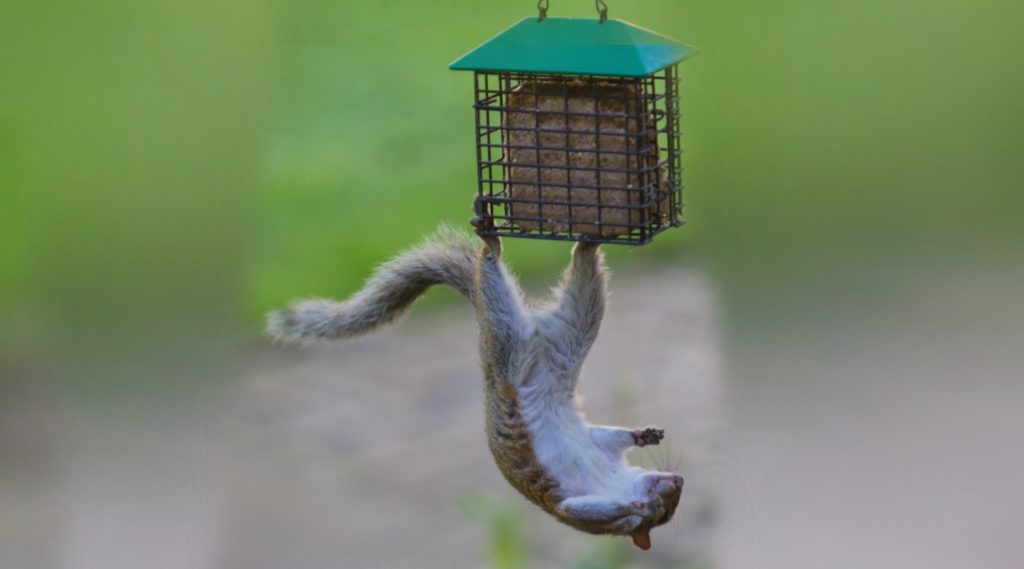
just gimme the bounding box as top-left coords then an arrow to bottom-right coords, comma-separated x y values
472,67 -> 683,245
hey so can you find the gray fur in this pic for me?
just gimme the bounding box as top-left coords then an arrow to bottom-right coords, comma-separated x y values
264,228 -> 683,548
265,226 -> 478,345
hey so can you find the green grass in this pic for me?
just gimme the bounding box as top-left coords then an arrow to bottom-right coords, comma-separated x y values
5,0 -> 1020,331
248,0 -> 1024,324
248,2 -> 703,320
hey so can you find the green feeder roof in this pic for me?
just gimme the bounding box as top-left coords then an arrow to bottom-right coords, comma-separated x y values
450,17 -> 697,78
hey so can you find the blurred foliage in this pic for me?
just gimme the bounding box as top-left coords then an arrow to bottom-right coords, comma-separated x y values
458,491 -> 638,569
572,539 -> 631,569
3,0 -> 1022,336
0,0 -> 274,396
458,492 -> 530,569
252,0 -> 1024,326
458,490 -> 707,569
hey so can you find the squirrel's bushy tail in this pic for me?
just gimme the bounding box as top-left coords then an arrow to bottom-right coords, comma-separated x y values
266,227 -> 478,345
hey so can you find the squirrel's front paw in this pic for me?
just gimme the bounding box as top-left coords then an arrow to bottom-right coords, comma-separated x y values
470,197 -> 496,233
632,427 -> 664,447
469,214 -> 490,231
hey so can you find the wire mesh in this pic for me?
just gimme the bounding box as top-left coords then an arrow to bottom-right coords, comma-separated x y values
472,68 -> 683,245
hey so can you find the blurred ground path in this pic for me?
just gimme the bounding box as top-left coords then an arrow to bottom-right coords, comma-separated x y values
227,267 -> 724,569
5,264 -> 1021,569
713,264 -> 1024,569
227,262 -> 1024,569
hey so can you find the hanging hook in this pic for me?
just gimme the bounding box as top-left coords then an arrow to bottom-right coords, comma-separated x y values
538,1 -> 607,23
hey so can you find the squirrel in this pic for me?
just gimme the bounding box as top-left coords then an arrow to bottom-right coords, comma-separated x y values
265,221 -> 684,551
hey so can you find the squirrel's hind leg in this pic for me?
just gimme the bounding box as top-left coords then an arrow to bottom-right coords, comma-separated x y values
536,243 -> 608,379
474,237 -> 532,373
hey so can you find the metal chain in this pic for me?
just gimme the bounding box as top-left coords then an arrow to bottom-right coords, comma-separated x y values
537,1 -> 610,22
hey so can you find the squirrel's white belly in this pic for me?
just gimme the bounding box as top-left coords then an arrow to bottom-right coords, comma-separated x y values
517,381 -> 631,498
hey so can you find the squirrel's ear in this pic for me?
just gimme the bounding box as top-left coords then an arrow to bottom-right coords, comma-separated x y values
631,531 -> 651,550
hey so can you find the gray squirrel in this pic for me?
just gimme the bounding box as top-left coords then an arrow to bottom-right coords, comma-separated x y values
266,226 -> 683,550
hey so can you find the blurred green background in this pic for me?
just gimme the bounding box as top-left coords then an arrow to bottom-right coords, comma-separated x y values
2,0 -> 1021,333
1,0 -> 1022,567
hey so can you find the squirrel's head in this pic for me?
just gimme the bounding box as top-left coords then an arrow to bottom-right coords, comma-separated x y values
626,471 -> 684,550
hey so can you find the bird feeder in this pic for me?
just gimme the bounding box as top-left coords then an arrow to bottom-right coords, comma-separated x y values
451,1 -> 697,245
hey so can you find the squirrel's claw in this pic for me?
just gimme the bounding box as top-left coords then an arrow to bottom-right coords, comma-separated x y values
471,196 -> 502,254
632,427 -> 665,447
470,196 -> 495,232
